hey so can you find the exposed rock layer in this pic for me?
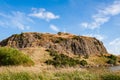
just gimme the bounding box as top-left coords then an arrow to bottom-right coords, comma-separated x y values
0,32 -> 108,56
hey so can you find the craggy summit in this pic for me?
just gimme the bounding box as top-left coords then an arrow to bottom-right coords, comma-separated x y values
0,32 -> 108,56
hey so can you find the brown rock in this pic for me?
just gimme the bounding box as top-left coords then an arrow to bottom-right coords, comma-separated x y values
0,32 -> 108,56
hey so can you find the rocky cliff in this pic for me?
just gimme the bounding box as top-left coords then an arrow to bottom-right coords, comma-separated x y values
0,32 -> 108,56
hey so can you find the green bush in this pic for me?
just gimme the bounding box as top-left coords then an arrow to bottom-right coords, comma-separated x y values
54,37 -> 67,43
108,55 -> 117,61
0,47 -> 34,66
45,49 -> 86,67
107,55 -> 117,65
80,60 -> 88,66
107,59 -> 115,64
72,35 -> 80,40
57,32 -> 62,35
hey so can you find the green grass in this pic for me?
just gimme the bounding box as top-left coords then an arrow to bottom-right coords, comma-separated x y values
0,47 -> 34,66
0,69 -> 120,80
0,72 -> 38,80
0,71 -> 98,80
54,71 -> 98,80
101,73 -> 120,80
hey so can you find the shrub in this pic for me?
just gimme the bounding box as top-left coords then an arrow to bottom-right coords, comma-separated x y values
54,37 -> 66,43
14,34 -> 20,37
72,35 -> 80,40
107,55 -> 117,65
45,49 -> 85,67
0,47 -> 34,66
80,60 -> 88,66
57,32 -> 62,35
107,59 -> 115,64
108,55 -> 117,61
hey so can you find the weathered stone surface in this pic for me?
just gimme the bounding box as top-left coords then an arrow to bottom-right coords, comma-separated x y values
0,32 -> 108,56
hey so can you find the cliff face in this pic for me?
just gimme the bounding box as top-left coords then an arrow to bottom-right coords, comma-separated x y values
0,32 -> 108,56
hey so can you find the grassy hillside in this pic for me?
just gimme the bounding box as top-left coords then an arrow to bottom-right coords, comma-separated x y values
0,47 -> 118,67
0,46 -> 119,80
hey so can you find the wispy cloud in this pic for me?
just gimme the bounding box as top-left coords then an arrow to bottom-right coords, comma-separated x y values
50,24 -> 59,32
29,8 -> 60,21
0,11 -> 33,30
81,1 -> 120,29
83,34 -> 105,41
107,38 -> 120,55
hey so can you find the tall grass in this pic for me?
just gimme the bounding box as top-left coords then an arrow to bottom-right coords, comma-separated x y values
0,72 -> 35,80
0,72 -> 53,80
54,71 -> 98,80
101,73 -> 120,80
0,70 -> 120,80
0,71 -> 97,80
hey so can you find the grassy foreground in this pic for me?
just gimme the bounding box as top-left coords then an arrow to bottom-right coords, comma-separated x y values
0,47 -> 119,80
0,68 -> 120,80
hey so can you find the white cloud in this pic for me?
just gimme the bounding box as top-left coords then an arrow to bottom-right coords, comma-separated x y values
83,34 -> 105,41
81,23 -> 88,28
107,38 -> 120,55
81,1 -> 120,29
50,24 -> 59,32
0,11 -> 33,30
29,8 -> 60,21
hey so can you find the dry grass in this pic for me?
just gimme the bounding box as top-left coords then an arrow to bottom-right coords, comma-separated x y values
0,65 -> 86,74
21,47 -> 51,64
87,56 -> 109,65
20,47 -> 111,68
0,47 -> 85,74
1,66 -> 119,80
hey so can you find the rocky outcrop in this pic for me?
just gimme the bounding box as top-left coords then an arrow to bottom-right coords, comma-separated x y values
0,32 -> 108,56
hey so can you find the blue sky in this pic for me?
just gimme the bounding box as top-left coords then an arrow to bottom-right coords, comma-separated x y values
0,0 -> 120,55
